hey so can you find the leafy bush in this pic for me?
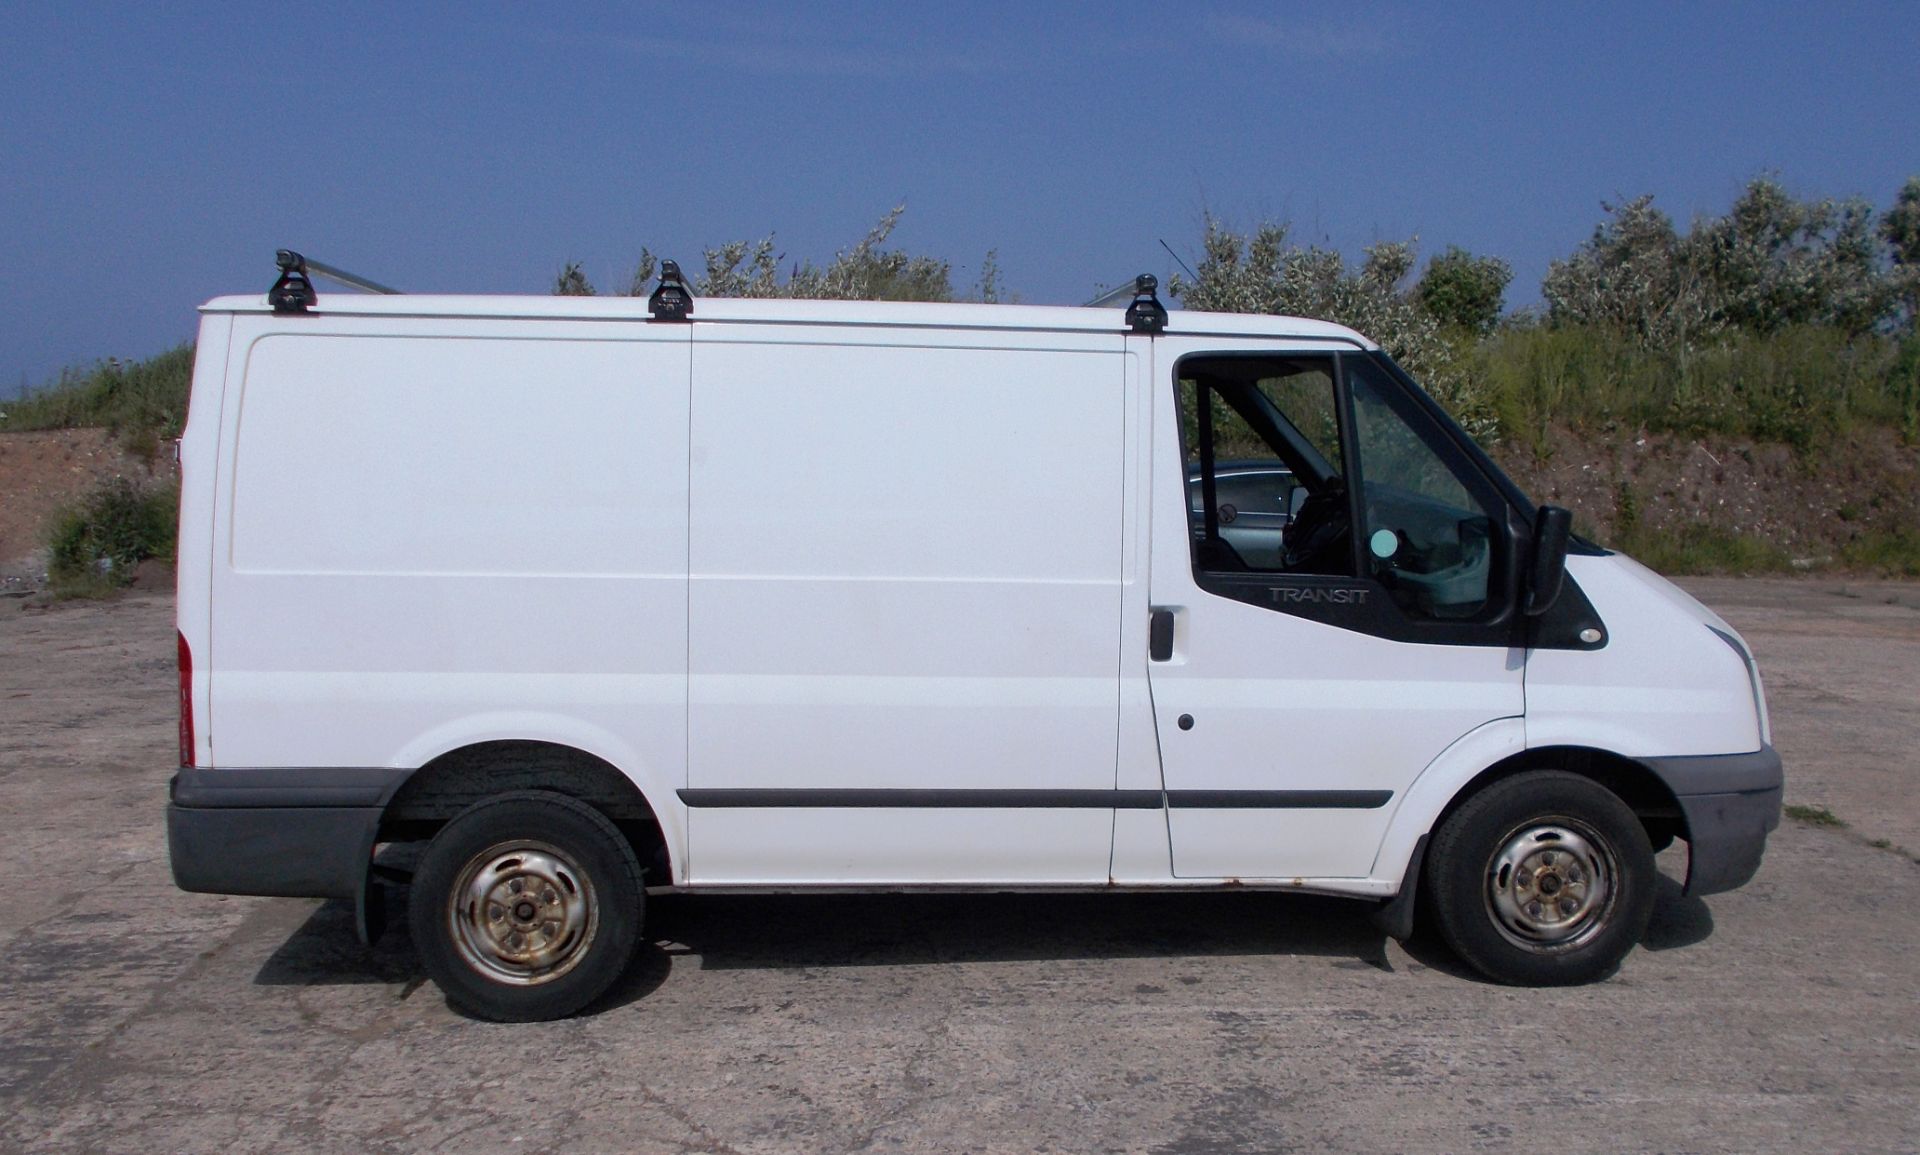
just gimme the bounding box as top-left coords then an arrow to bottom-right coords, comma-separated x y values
1543,178 -> 1912,345
557,206 -> 955,303
46,477 -> 178,596
552,262 -> 597,296
1417,246 -> 1513,335
1880,177 -> 1920,328
1695,180 -> 1886,335
1541,195 -> 1717,347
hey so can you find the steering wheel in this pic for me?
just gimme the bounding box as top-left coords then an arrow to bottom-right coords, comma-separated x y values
1281,479 -> 1352,573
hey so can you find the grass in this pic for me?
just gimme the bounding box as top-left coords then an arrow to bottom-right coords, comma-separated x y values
1610,524 -> 1795,576
1837,529 -> 1920,577
1474,325 -> 1918,455
1604,524 -> 1920,580
1,344 -> 194,455
1783,804 -> 1846,828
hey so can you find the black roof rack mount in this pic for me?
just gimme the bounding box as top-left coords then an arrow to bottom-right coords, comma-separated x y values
1088,274 -> 1168,333
648,260 -> 693,322
269,249 -> 401,314
1124,274 -> 1167,335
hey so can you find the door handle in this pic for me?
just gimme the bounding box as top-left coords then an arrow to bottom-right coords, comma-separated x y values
1149,608 -> 1175,662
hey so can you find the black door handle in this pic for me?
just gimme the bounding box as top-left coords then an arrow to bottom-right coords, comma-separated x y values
1149,609 -> 1175,662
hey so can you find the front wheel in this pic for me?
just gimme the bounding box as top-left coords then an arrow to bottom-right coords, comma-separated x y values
409,790 -> 643,1021
1424,771 -> 1655,986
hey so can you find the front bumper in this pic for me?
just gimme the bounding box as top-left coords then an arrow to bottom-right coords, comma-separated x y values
1642,746 -> 1784,896
167,766 -> 409,898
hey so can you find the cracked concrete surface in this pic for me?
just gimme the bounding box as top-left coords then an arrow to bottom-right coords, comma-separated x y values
0,585 -> 1915,1153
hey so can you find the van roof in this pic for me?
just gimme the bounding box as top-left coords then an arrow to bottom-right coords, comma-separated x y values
197,293 -> 1376,348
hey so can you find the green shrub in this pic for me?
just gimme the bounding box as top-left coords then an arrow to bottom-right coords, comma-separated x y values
1542,179 -> 1905,344
1417,246 -> 1513,335
557,206 -> 954,303
46,477 -> 179,596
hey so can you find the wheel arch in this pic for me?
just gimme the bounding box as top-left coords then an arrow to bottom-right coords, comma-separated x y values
1374,721 -> 1687,894
379,739 -> 677,886
1429,746 -> 1685,852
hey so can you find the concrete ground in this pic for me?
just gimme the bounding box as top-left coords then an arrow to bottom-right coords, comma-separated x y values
0,583 -> 1914,1154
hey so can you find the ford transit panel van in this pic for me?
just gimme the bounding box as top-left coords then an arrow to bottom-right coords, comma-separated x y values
168,268 -> 1782,1020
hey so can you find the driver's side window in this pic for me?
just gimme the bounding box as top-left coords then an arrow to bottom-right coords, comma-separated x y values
1178,357 -> 1352,577
1177,351 -> 1514,638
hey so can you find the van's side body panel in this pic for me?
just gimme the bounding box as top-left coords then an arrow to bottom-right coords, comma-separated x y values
683,323 -> 1130,883
205,314 -> 694,867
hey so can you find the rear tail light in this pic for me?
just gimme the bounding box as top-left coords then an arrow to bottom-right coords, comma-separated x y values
177,630 -> 195,767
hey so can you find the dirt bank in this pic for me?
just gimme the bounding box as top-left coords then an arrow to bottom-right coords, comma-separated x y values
0,429 -> 173,588
1498,425 -> 1920,565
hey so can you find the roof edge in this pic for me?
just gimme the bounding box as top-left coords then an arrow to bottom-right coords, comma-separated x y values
197,293 -> 1376,346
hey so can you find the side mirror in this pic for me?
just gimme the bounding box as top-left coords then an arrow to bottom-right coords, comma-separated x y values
1524,505 -> 1574,616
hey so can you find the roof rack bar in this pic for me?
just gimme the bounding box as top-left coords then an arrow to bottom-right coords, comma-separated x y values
278,250 -> 400,296
1084,280 -> 1141,308
269,249 -> 402,315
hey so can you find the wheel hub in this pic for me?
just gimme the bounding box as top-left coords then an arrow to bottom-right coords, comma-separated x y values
448,842 -> 597,985
1486,823 -> 1616,951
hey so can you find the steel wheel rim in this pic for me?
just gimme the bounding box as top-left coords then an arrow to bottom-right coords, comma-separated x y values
446,839 -> 598,986
1485,818 -> 1617,952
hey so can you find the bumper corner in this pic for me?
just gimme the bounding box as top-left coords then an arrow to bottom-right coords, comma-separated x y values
1643,746 -> 1784,898
166,766 -> 406,899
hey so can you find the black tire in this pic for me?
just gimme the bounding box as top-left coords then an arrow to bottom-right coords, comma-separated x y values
409,790 -> 643,1022
1424,771 -> 1655,986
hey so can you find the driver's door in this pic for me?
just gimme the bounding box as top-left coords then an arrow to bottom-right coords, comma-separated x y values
1143,339 -> 1525,881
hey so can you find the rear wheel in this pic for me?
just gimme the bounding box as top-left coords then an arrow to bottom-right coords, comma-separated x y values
1425,771 -> 1655,985
409,790 -> 643,1021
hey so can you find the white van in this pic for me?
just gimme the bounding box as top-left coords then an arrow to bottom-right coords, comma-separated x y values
168,261 -> 1781,1021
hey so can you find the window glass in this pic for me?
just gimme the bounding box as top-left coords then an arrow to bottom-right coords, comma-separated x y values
1347,358 -> 1497,618
1254,374 -> 1340,474
1177,358 -> 1349,575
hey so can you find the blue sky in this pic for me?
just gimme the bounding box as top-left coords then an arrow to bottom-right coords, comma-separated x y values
3,2 -> 1916,388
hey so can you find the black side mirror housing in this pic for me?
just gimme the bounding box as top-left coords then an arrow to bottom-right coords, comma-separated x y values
1524,505 -> 1574,616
